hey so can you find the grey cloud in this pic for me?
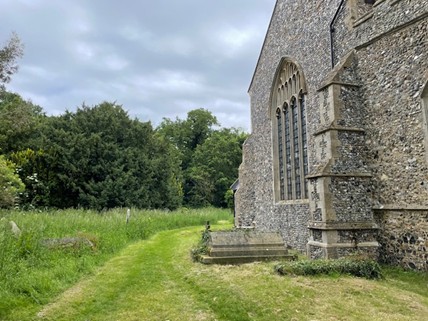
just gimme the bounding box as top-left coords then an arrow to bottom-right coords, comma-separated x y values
0,0 -> 275,131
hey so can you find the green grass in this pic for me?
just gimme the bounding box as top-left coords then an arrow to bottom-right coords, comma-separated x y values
1,213 -> 427,320
31,224 -> 428,321
0,207 -> 232,320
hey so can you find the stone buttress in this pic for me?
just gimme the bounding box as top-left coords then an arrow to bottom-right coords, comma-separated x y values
307,51 -> 379,259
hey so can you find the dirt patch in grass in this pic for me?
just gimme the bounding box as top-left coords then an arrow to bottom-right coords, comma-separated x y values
36,280 -> 89,319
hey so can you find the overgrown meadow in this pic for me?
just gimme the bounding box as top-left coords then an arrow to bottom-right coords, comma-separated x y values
0,207 -> 232,318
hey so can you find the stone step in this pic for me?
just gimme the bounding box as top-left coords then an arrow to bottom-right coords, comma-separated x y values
209,247 -> 288,257
211,240 -> 284,248
201,254 -> 296,265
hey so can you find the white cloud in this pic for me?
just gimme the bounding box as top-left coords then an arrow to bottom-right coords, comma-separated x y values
71,19 -> 92,35
74,42 -> 96,61
216,26 -> 254,56
104,55 -> 129,71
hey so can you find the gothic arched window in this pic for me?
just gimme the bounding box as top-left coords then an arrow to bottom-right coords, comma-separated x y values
272,60 -> 308,201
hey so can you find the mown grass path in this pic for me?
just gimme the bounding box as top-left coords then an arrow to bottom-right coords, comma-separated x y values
35,225 -> 428,321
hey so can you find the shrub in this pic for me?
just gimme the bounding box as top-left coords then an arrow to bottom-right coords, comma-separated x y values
190,229 -> 211,262
0,155 -> 25,208
275,257 -> 383,279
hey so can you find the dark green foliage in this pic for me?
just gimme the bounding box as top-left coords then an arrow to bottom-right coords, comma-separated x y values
158,111 -> 247,208
187,128 -> 247,207
20,102 -> 182,210
0,91 -> 46,209
0,91 -> 45,154
0,41 -> 244,211
0,32 -> 245,211
0,96 -> 245,210
275,257 -> 383,279
157,108 -> 219,170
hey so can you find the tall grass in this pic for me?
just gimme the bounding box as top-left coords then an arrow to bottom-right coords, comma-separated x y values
0,207 -> 232,319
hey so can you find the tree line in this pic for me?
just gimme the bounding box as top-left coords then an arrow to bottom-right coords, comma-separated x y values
0,34 -> 247,210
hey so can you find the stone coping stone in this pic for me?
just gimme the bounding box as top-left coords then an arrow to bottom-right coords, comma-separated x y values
208,230 -> 285,248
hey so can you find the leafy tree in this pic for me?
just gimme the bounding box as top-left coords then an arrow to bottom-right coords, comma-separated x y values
0,91 -> 45,154
9,149 -> 47,208
186,128 -> 247,207
34,102 -> 182,210
0,32 -> 23,92
186,166 -> 215,207
157,108 -> 221,207
158,109 -> 247,208
157,108 -> 219,170
224,189 -> 235,210
185,108 -> 219,150
0,155 -> 24,208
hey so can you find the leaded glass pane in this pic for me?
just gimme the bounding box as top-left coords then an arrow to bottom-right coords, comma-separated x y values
300,93 -> 308,197
284,106 -> 292,200
276,108 -> 285,200
291,97 -> 301,199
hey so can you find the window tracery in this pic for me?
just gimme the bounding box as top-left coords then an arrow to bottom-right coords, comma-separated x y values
273,60 -> 308,201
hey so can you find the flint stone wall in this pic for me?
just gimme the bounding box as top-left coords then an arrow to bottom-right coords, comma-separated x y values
357,17 -> 428,207
235,0 -> 428,268
375,209 -> 428,271
236,0 -> 342,252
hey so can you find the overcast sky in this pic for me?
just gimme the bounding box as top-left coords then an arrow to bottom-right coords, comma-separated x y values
1,0 -> 275,131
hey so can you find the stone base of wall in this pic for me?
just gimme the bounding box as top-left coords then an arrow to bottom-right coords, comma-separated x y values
307,243 -> 379,260
374,209 -> 428,271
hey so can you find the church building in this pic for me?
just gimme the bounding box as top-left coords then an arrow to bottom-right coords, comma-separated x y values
235,0 -> 427,270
